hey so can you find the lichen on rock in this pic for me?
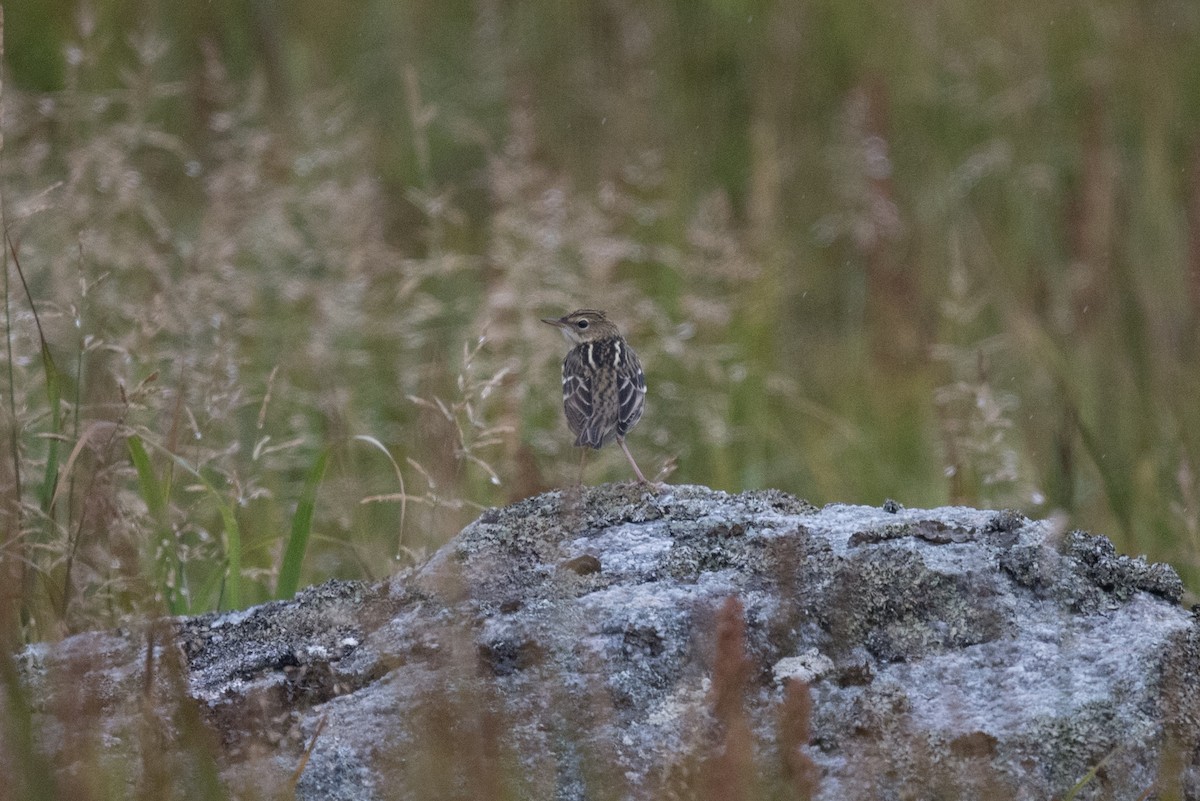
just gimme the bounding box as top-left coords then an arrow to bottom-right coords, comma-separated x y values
19,484 -> 1200,800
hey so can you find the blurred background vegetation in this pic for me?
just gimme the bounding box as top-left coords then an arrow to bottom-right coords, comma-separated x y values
3,0 -> 1200,638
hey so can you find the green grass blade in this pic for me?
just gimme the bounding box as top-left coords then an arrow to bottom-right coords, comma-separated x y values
192,561 -> 229,616
352,434 -> 408,560
9,238 -> 61,517
214,484 -> 242,610
127,435 -> 167,519
131,436 -> 244,610
276,446 -> 330,599
1061,746 -> 1116,801
128,434 -> 189,614
2,246 -> 22,517
36,341 -> 61,515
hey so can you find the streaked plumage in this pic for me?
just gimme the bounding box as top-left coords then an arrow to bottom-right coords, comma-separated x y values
541,309 -> 650,483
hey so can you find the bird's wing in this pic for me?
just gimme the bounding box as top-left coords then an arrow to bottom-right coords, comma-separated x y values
617,346 -> 646,436
562,347 -> 596,445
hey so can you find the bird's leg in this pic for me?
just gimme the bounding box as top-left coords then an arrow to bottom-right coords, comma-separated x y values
617,437 -> 650,484
577,448 -> 588,486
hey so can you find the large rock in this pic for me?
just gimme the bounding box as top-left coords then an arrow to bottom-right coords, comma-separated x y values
18,484 -> 1200,799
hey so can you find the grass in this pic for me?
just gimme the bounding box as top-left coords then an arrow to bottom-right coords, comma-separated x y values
1,0 -> 1199,796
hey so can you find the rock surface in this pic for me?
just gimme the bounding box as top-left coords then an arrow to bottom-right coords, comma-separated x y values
19,484 -> 1200,800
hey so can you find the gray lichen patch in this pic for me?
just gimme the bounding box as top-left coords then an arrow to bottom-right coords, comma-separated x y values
1067,530 -> 1184,603
998,527 -> 1186,614
825,547 -> 1012,661
176,579 -> 385,753
180,579 -> 375,691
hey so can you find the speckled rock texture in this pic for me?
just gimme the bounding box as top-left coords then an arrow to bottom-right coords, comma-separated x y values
19,484 -> 1200,800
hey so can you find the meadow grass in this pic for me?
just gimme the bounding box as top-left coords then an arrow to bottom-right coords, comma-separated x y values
1,1 -> 1200,797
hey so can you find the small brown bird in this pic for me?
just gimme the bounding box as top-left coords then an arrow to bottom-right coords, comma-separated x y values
541,309 -> 650,484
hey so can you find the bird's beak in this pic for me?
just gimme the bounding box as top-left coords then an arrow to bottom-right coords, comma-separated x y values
542,315 -> 578,343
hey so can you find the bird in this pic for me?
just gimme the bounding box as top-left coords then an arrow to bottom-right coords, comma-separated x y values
541,309 -> 650,484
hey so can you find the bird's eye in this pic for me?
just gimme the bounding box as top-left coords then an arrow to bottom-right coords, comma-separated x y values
577,320 -> 589,329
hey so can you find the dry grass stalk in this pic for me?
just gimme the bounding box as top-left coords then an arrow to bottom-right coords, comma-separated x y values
705,596 -> 755,801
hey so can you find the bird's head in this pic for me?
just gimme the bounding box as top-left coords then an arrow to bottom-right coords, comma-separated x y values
540,309 -> 622,344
